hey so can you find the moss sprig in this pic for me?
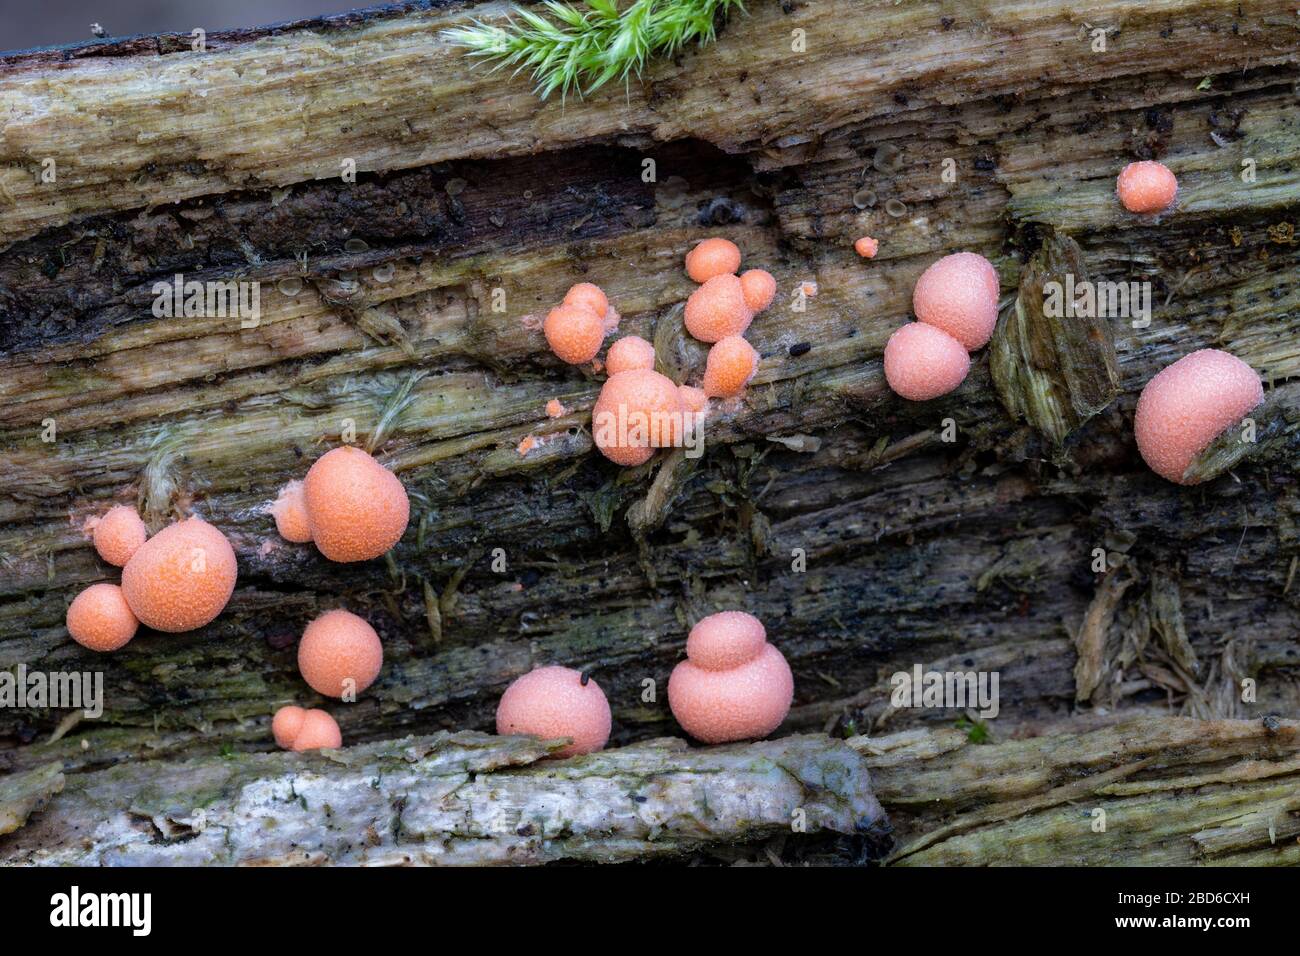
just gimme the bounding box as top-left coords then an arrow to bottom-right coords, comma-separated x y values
442,0 -> 744,100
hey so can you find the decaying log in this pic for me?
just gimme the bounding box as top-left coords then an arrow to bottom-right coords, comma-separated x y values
0,732 -> 883,865
5,716 -> 1294,867
1,1 -> 1298,865
864,716 -> 1300,866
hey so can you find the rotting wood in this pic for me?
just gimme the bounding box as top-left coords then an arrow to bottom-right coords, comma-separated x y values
0,732 -> 884,865
864,716 -> 1300,866
0,1 -> 1297,865
4,716 -> 1293,867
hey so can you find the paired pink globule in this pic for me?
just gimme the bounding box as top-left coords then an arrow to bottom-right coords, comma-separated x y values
668,611 -> 794,744
272,705 -> 342,751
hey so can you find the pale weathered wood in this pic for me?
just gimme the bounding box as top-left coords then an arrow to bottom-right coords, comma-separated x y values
0,732 -> 884,865
1,1 -> 1298,864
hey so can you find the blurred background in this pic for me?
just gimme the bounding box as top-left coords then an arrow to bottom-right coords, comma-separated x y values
0,0 -> 369,53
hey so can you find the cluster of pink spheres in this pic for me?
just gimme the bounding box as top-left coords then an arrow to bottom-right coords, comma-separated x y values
273,445 -> 409,562
68,511 -> 237,653
496,610 -> 793,754
541,237 -> 773,467
65,155 -> 1260,760
268,445 -> 411,748
883,251 -> 999,400
68,445 -> 412,752
682,238 -> 771,399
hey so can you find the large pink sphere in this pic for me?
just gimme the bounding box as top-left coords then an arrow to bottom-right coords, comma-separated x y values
1134,349 -> 1262,484
912,251 -> 1000,350
883,322 -> 971,401
496,665 -> 611,757
668,611 -> 793,744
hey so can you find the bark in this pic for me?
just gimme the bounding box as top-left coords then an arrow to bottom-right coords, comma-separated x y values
865,715 -> 1300,866
0,732 -> 884,865
1,0 -> 1299,864
5,716 -> 1293,866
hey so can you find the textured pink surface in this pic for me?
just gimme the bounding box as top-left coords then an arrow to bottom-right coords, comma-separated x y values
1117,161 -> 1178,214
739,269 -> 777,313
292,709 -> 343,751
685,611 -> 767,670
678,385 -> 708,414
66,582 -> 138,652
93,505 -> 148,567
883,322 -> 971,401
298,608 -> 384,698
495,665 -> 612,757
271,480 -> 313,543
684,274 -> 753,343
562,282 -> 608,318
121,517 -> 237,632
605,335 -> 656,376
272,705 -> 306,749
855,236 -> 879,259
912,251 -> 1000,350
685,238 -> 741,283
543,303 -> 605,364
1134,348 -> 1262,484
302,446 -> 410,562
702,335 -> 759,398
668,611 -> 793,744
592,368 -> 684,466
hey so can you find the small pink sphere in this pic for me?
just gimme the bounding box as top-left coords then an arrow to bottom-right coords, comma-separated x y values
912,251 -> 1000,350
293,710 -> 343,751
883,322 -> 971,401
605,335 -> 656,376
1117,161 -> 1178,214
1134,348 -> 1263,484
297,608 -> 384,698
66,582 -> 139,652
92,505 -> 148,567
271,480 -> 313,544
739,269 -> 777,313
495,665 -> 611,757
668,611 -> 793,744
271,705 -> 307,749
